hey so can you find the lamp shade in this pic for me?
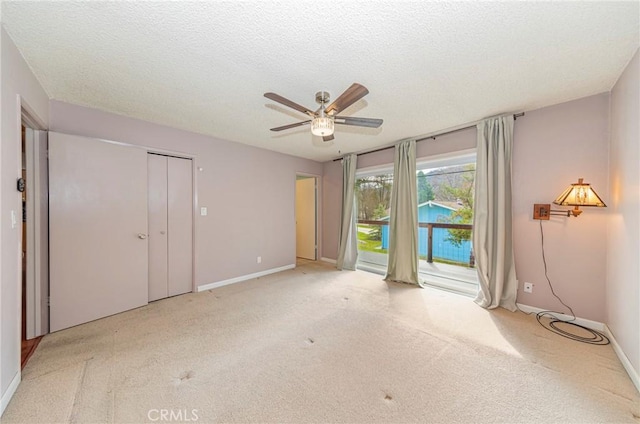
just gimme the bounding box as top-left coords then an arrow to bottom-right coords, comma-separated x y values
311,116 -> 334,137
553,178 -> 606,207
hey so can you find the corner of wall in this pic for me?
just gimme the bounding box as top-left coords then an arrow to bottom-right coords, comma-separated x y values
606,47 -> 640,383
1,25 -> 50,409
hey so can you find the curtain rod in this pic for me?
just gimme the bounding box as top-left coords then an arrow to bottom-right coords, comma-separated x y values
332,112 -> 525,162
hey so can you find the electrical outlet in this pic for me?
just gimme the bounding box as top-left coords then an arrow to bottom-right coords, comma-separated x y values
257,256 -> 262,264
523,282 -> 533,293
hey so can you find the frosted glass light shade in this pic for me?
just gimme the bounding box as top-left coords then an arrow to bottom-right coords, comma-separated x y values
552,177 -> 606,217
311,117 -> 334,136
553,178 -> 606,207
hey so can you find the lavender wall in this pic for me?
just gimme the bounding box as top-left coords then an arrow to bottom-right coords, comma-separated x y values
49,100 -> 323,287
321,160 -> 342,261
607,49 -> 639,377
1,28 -> 50,409
322,94 -> 611,322
512,94 -> 609,322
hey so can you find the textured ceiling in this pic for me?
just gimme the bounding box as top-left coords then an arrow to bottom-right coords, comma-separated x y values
2,1 -> 638,162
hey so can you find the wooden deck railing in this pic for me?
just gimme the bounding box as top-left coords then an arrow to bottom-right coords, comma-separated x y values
357,220 -> 474,266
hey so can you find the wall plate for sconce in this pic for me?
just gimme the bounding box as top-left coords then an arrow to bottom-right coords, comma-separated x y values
533,204 -> 551,220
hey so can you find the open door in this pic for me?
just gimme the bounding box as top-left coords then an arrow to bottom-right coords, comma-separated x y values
295,176 -> 317,260
24,128 -> 49,338
49,133 -> 149,332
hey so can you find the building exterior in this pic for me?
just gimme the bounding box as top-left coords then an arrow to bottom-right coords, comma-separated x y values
381,200 -> 472,264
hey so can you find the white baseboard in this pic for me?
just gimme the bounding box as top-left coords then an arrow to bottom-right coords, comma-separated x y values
516,303 -> 605,331
604,324 -> 640,393
320,257 -> 336,264
1,371 -> 20,416
197,264 -> 295,292
517,304 -> 640,393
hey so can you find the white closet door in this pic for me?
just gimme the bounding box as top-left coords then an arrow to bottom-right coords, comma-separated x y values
167,157 -> 193,296
148,155 -> 193,301
49,133 -> 149,332
148,154 -> 169,301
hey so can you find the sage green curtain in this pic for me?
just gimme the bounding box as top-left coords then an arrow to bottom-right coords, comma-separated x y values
385,140 -> 420,285
336,154 -> 358,270
473,115 -> 518,311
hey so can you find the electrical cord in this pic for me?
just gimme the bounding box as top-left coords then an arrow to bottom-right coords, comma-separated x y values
534,220 -> 609,345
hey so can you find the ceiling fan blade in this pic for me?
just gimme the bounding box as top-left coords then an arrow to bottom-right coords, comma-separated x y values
322,134 -> 335,142
264,92 -> 315,116
270,120 -> 311,131
324,83 -> 369,115
334,116 -> 383,128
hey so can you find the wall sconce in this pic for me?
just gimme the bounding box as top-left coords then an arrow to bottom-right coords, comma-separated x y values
533,178 -> 606,219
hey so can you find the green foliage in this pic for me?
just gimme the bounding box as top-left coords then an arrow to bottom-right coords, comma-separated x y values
440,164 -> 475,247
357,225 -> 388,254
446,207 -> 473,247
355,175 -> 392,220
417,170 -> 435,203
368,204 -> 387,241
373,203 -> 387,219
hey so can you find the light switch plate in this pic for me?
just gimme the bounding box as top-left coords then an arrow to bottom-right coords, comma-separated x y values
200,207 -> 208,216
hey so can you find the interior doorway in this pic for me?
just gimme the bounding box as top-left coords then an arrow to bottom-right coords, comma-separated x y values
295,175 -> 318,261
21,112 -> 49,368
21,125 -> 38,369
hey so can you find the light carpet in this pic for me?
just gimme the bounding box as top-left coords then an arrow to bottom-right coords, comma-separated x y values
3,260 -> 639,423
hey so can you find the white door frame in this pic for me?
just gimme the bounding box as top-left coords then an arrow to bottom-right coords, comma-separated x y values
21,105 -> 49,339
23,128 -> 49,338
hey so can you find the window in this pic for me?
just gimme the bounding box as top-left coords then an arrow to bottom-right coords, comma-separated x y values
355,168 -> 393,274
417,152 -> 478,295
352,151 -> 478,296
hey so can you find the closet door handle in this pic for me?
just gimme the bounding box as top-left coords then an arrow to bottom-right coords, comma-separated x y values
137,233 -> 148,240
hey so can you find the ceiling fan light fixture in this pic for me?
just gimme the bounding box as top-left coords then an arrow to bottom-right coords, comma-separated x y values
265,83 -> 382,138
311,116 -> 334,137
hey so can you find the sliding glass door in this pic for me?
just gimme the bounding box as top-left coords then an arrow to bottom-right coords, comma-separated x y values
355,171 -> 393,274
416,157 -> 478,295
353,153 -> 478,296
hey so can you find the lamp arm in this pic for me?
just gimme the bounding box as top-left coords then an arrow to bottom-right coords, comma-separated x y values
533,203 -> 582,220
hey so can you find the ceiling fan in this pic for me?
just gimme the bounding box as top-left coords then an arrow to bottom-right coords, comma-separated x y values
264,83 -> 383,142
